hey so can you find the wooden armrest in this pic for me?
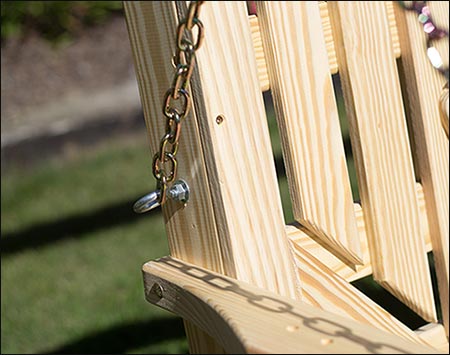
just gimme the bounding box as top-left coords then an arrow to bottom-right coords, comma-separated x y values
142,257 -> 439,354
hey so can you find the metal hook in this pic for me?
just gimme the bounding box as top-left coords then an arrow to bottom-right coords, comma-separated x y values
133,190 -> 161,213
133,179 -> 190,214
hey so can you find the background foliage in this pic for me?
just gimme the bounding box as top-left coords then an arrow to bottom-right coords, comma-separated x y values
1,1 -> 122,42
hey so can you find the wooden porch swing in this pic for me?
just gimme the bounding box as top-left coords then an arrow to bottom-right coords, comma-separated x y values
123,1 -> 449,353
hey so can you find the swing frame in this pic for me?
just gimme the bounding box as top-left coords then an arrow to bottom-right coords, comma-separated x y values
124,1 -> 449,353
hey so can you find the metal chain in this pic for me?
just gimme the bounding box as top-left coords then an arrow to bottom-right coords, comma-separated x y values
152,0 -> 205,205
398,1 -> 449,81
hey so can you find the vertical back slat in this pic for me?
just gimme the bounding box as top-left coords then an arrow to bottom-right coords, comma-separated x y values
249,15 -> 270,92
329,1 -> 436,321
257,1 -> 362,267
191,1 -> 301,298
318,2 -> 339,75
394,1 -> 449,336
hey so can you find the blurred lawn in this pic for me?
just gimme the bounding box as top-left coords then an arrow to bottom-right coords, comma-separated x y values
1,137 -> 189,354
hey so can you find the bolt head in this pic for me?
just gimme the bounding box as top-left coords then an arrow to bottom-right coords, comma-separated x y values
168,180 -> 190,203
150,283 -> 163,299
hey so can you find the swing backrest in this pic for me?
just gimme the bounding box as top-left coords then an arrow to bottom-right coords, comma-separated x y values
124,1 -> 449,352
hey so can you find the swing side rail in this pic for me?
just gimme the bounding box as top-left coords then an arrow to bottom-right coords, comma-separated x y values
142,256 -> 441,354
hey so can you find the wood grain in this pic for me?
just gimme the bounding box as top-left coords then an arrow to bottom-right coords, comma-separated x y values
183,321 -> 226,354
328,1 -> 436,321
288,184 -> 433,282
192,1 -> 301,299
440,88 -> 449,138
143,257 -> 438,354
394,0 -> 449,335
319,1 -> 338,74
290,243 -> 425,345
386,1 -> 401,58
249,15 -> 270,92
415,323 -> 449,353
251,2 -> 400,80
258,1 -> 363,268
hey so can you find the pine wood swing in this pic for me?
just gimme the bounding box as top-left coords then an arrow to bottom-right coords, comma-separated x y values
124,1 -> 449,353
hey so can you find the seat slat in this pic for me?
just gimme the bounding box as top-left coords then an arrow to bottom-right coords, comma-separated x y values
394,1 -> 449,336
329,1 -> 436,321
258,1 -> 363,267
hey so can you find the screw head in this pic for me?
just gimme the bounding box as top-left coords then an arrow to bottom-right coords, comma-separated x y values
216,115 -> 225,125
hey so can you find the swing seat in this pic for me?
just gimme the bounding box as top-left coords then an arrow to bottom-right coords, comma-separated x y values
124,1 -> 449,353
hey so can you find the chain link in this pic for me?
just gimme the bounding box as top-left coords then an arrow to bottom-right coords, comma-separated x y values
152,1 -> 205,205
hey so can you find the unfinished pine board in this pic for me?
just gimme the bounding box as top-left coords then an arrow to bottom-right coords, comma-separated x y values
415,323 -> 449,353
318,2 -> 338,74
143,257 -> 438,354
249,15 -> 270,92
440,89 -> 449,137
386,1 -> 401,58
394,0 -> 449,336
191,1 -> 300,299
328,1 -> 436,321
124,1 -> 225,272
124,2 -> 226,352
183,321 -> 226,354
288,184 -> 433,282
258,1 -> 362,267
289,243 -> 425,345
250,2 -> 399,84
320,1 -> 402,68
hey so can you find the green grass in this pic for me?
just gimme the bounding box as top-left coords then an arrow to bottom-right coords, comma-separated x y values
1,136 -> 189,354
2,137 -> 153,233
